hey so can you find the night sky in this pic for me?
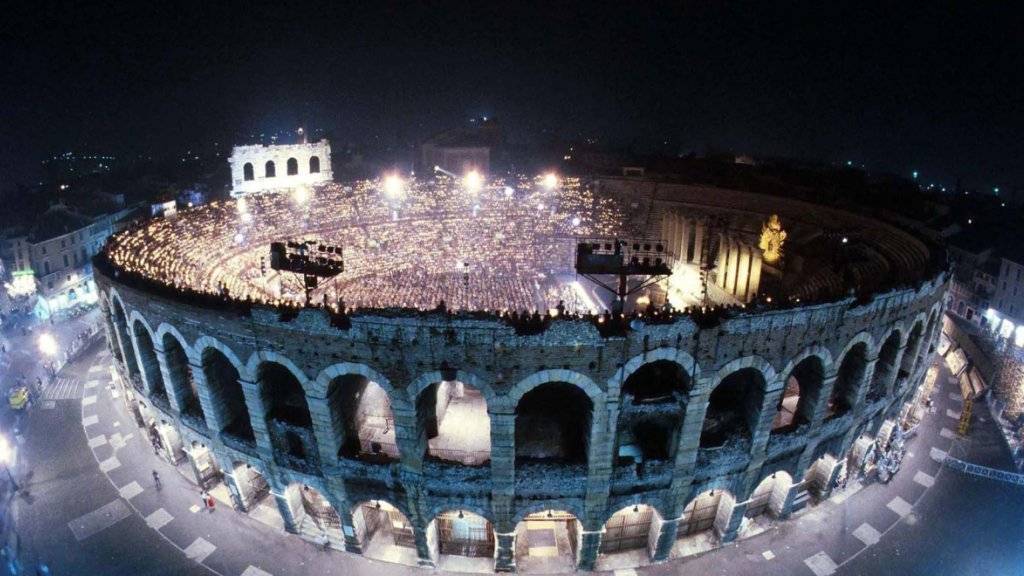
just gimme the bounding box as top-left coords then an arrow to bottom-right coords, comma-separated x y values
2,1 -> 1021,189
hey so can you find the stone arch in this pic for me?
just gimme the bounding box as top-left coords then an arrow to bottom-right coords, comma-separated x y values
868,328 -> 903,401
514,376 -> 595,464
745,470 -> 794,519
129,314 -> 168,401
314,361 -> 400,404
246,351 -> 312,396
320,365 -> 399,461
608,347 -> 700,397
410,369 -> 492,465
772,347 -> 831,433
254,360 -> 317,463
286,157 -> 299,176
406,369 -> 496,407
109,291 -> 141,382
677,487 -> 735,538
510,500 -> 587,526
901,314 -> 927,375
265,160 -> 276,178
614,356 -> 694,466
350,499 -> 416,557
430,508 -> 497,559
243,162 -> 254,181
599,503 -> 662,556
193,336 -> 247,379
199,344 -> 253,441
700,357 -> 774,448
154,322 -> 192,360
309,156 -> 320,173
509,369 -> 603,405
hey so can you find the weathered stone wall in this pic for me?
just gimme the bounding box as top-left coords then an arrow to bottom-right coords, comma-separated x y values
97,261 -> 948,569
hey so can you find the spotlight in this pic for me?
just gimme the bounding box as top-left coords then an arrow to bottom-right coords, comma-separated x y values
383,174 -> 405,199
542,172 -> 559,189
463,169 -> 483,193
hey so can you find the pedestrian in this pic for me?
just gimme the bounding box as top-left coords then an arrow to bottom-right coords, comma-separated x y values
205,492 -> 216,512
152,470 -> 161,489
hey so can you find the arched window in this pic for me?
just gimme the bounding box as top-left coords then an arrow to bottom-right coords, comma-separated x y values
132,321 -> 168,402
265,160 -> 276,178
700,368 -> 766,448
243,162 -> 254,181
309,156 -> 320,173
829,342 -> 868,418
327,374 -> 398,461
771,356 -> 825,433
516,382 -> 592,464
202,348 -> 253,441
286,157 -> 298,176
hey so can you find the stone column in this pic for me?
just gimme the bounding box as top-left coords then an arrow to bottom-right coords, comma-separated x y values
750,385 -> 784,460
885,344 -> 908,396
747,253 -> 762,298
214,453 -> 249,510
584,399 -> 613,534
736,246 -> 751,300
240,378 -> 274,457
716,497 -> 746,543
186,358 -> 227,433
852,357 -> 879,410
393,405 -> 424,474
651,517 -> 680,562
273,488 -> 300,534
807,372 -> 839,429
577,530 -> 603,571
155,345 -> 186,413
338,506 -> 363,553
490,407 -> 516,533
308,398 -> 339,469
494,531 -> 517,572
692,219 -> 704,265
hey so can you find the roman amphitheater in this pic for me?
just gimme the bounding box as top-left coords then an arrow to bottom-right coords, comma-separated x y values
93,172 -> 948,572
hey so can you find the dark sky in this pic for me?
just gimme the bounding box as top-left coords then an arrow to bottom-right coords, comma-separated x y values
2,1 -> 1021,189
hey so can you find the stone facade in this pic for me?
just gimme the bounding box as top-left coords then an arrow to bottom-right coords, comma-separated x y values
96,261 -> 947,571
229,140 -> 333,197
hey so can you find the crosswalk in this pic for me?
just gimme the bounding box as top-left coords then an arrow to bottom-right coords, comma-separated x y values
44,375 -> 83,400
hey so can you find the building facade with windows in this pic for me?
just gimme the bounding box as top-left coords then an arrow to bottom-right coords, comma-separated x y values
228,140 -> 333,197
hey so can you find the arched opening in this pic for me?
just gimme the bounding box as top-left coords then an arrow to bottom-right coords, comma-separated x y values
243,162 -> 254,181
286,157 -> 299,175
744,471 -> 793,522
924,310 -> 939,355
515,382 -> 592,464
327,374 -> 398,461
514,510 -> 581,573
162,334 -> 205,424
430,510 -> 495,571
354,500 -> 417,564
257,362 -> 316,466
111,299 -> 141,384
230,462 -> 276,523
868,331 -> 901,401
700,368 -> 765,449
829,342 -> 868,418
201,348 -> 253,442
265,160 -> 276,178
280,484 -> 342,547
598,504 -> 659,563
672,489 -> 736,557
309,156 -> 320,173
103,310 -> 122,363
132,321 -> 168,404
150,419 -> 185,464
417,379 -> 491,465
902,322 -> 924,376
617,361 -> 691,475
772,356 -> 825,433
184,441 -> 220,490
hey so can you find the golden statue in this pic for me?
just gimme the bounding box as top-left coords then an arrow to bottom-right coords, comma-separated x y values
759,214 -> 786,263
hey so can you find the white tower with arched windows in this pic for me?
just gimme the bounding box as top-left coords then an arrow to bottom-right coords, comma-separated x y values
228,140 -> 333,197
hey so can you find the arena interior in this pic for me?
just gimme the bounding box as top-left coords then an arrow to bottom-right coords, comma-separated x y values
95,168 -> 949,572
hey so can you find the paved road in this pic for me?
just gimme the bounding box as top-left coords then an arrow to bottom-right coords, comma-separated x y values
10,341 -> 1024,576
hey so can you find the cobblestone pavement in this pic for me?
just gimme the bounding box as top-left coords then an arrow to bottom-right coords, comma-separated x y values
10,341 -> 1024,576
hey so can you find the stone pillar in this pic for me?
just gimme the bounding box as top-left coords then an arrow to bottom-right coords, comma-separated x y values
577,530 -> 603,571
186,358 -> 228,433
736,246 -> 751,300
651,517 -> 680,562
692,219 -> 704,265
393,406 -> 424,474
776,483 -> 801,519
490,407 -> 516,526
494,531 -> 516,572
807,373 -> 838,429
716,496 -> 746,543
750,385 -> 784,459
852,357 -> 879,410
339,506 -> 363,553
240,378 -> 274,456
308,398 -> 340,469
747,252 -> 762,298
584,399 -> 614,531
273,488 -> 300,534
155,345 -> 186,413
412,519 -> 437,568
218,462 -> 249,512
885,344 -> 908,396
